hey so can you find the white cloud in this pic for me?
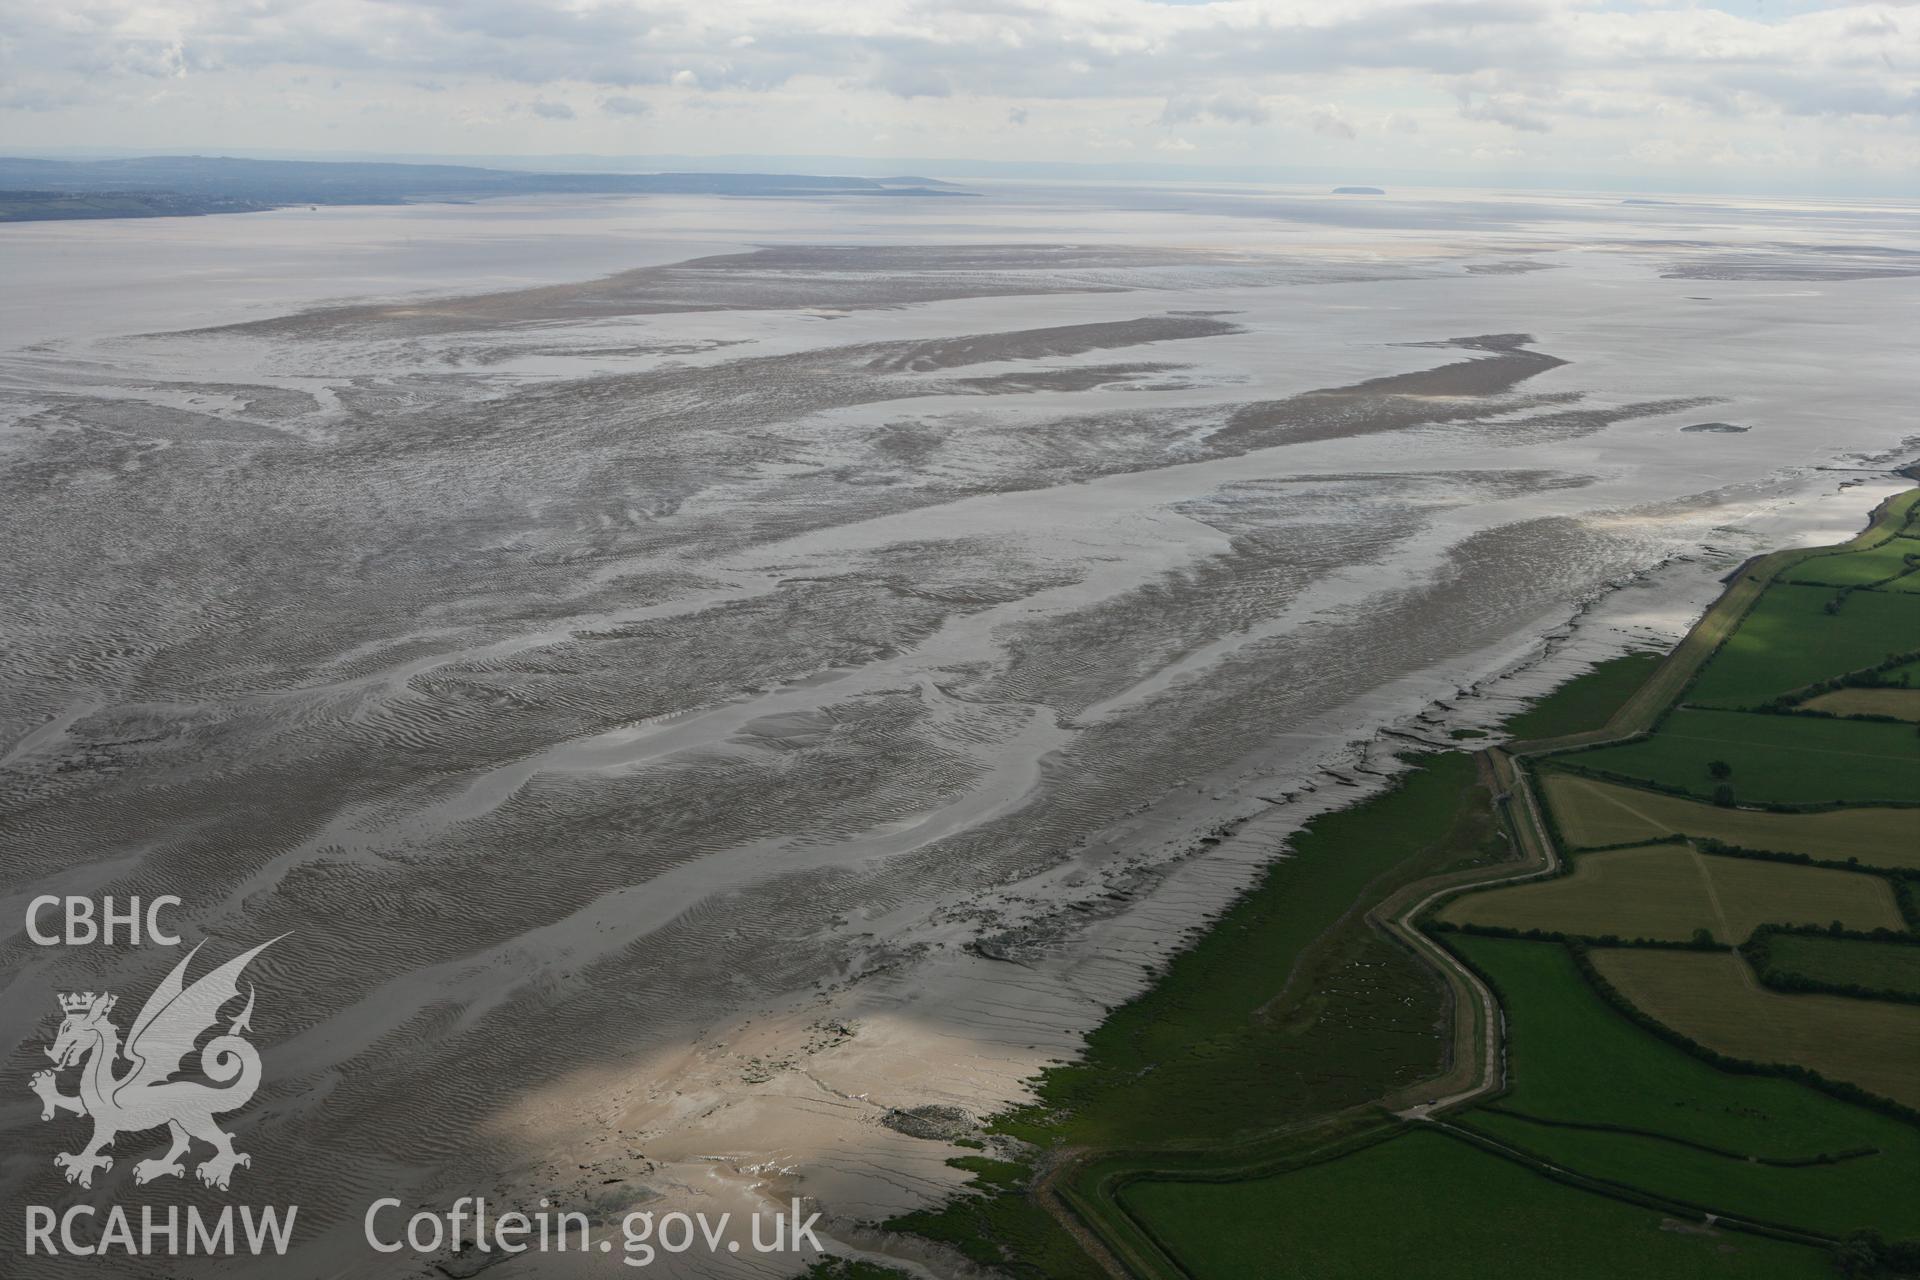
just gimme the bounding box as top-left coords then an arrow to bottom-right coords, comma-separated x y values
1160,92 -> 1270,126
0,0 -> 1913,187
1456,90 -> 1551,133
1307,104 -> 1356,140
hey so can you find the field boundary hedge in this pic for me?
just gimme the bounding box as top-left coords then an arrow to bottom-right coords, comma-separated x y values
1742,924 -> 1920,1006
1473,1104 -> 1880,1167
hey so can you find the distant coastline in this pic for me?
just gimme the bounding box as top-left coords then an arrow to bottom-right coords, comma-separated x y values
0,155 -> 973,223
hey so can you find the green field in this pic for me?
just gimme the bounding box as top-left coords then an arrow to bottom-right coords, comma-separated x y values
1450,934 -> 1920,1238
1453,934 -> 1891,1156
1006,754 -> 1496,1153
1537,771 -> 1920,866
1570,707 -> 1920,805
1119,1129 -> 1829,1280
1760,933 -> 1920,1000
1439,842 -> 1901,942
1686,585 -> 1920,708
1594,948 -> 1920,1111
1788,538 -> 1920,589
1504,651 -> 1665,741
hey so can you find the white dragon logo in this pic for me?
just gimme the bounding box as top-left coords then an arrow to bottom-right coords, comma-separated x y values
29,938 -> 281,1191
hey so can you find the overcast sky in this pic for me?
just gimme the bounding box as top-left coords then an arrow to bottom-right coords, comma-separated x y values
1,0 -> 1915,191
